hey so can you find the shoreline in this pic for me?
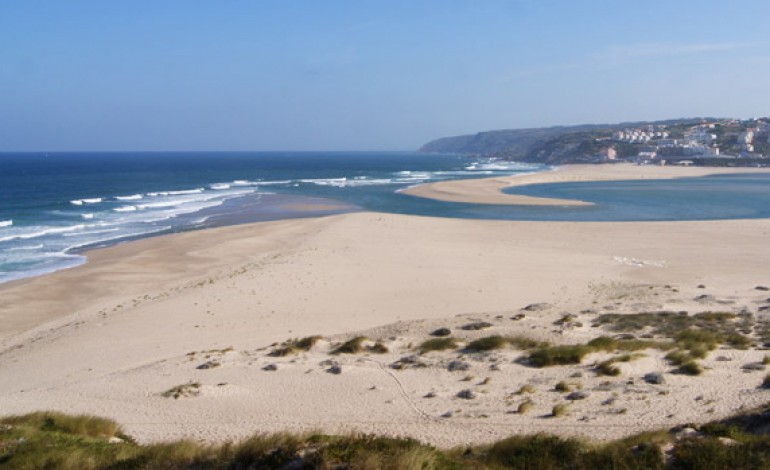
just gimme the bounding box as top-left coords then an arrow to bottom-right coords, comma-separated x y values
1,164 -> 770,446
402,162 -> 770,206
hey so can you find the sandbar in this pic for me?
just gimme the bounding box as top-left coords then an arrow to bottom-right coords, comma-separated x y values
402,163 -> 770,206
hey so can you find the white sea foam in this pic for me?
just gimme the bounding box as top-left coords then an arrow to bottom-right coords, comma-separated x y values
146,188 -> 204,197
115,194 -> 143,201
231,180 -> 260,186
7,244 -> 44,251
114,205 -> 138,212
63,228 -> 119,237
0,220 -> 12,227
70,198 -> 102,205
300,178 -> 348,187
81,213 -> 95,219
256,180 -> 292,185
0,224 -> 87,244
210,183 -> 231,190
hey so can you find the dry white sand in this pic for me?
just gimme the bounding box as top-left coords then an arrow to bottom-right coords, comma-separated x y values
1,164 -> 770,448
402,163 -> 770,206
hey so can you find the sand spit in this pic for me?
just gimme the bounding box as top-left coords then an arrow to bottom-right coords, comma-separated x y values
402,163 -> 770,206
2,164 -> 770,447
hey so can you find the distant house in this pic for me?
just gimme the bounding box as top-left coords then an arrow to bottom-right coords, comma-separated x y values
599,147 -> 617,160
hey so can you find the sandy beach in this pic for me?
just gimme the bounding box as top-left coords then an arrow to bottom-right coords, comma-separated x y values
2,164 -> 770,448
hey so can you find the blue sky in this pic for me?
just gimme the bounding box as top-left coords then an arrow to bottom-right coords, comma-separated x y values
1,1 -> 769,151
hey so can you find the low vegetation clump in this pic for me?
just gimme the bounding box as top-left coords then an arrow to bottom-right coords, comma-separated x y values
515,384 -> 536,395
161,382 -> 201,399
332,336 -> 368,354
551,404 -> 569,417
419,337 -> 459,353
507,335 -> 548,350
517,400 -> 533,414
527,344 -> 592,367
554,381 -> 573,393
595,353 -> 642,377
10,409 -> 770,468
367,341 -> 389,354
269,335 -> 323,357
331,337 -> 388,355
596,360 -> 621,377
482,434 -> 663,469
466,335 -> 508,352
594,311 -> 753,350
528,337 -> 665,368
554,313 -> 577,325
677,361 -> 703,376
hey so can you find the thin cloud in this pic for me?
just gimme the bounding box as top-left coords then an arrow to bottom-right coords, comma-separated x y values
597,41 -> 759,60
495,41 -> 761,82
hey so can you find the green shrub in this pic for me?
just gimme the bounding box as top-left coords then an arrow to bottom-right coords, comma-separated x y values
418,337 -> 459,353
677,361 -> 703,376
665,349 -> 691,366
552,404 -> 569,417
466,335 -> 507,351
507,335 -> 547,350
587,336 -> 618,352
554,381 -> 572,392
528,345 -> 591,367
517,400 -> 533,414
332,336 -> 368,354
270,335 -> 323,356
596,360 -> 621,377
675,329 -> 721,351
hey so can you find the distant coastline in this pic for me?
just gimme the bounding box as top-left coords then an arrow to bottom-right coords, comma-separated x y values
421,117 -> 770,165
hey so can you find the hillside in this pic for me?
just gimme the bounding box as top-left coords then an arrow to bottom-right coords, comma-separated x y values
421,118 -> 769,165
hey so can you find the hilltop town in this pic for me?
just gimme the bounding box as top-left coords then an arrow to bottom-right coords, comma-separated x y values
421,117 -> 770,166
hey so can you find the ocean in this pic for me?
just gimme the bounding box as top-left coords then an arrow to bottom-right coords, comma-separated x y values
0,151 -> 537,283
2,151 -> 770,284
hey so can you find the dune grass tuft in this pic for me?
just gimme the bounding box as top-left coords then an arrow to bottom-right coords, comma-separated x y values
418,337 -> 459,353
161,382 -> 201,399
269,335 -> 323,357
466,335 -> 508,352
332,336 -> 368,354
517,400 -> 533,414
551,404 -> 569,417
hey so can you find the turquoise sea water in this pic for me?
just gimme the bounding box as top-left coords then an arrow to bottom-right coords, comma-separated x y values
2,151 -> 770,283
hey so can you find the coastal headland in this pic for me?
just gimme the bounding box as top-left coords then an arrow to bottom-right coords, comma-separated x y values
2,164 -> 770,448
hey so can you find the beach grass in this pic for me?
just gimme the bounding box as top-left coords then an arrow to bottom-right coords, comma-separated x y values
419,337 -> 459,353
466,335 -> 508,352
7,409 -> 770,468
269,335 -> 323,357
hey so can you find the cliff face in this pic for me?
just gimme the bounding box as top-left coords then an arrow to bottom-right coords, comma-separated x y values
420,127 -> 584,157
